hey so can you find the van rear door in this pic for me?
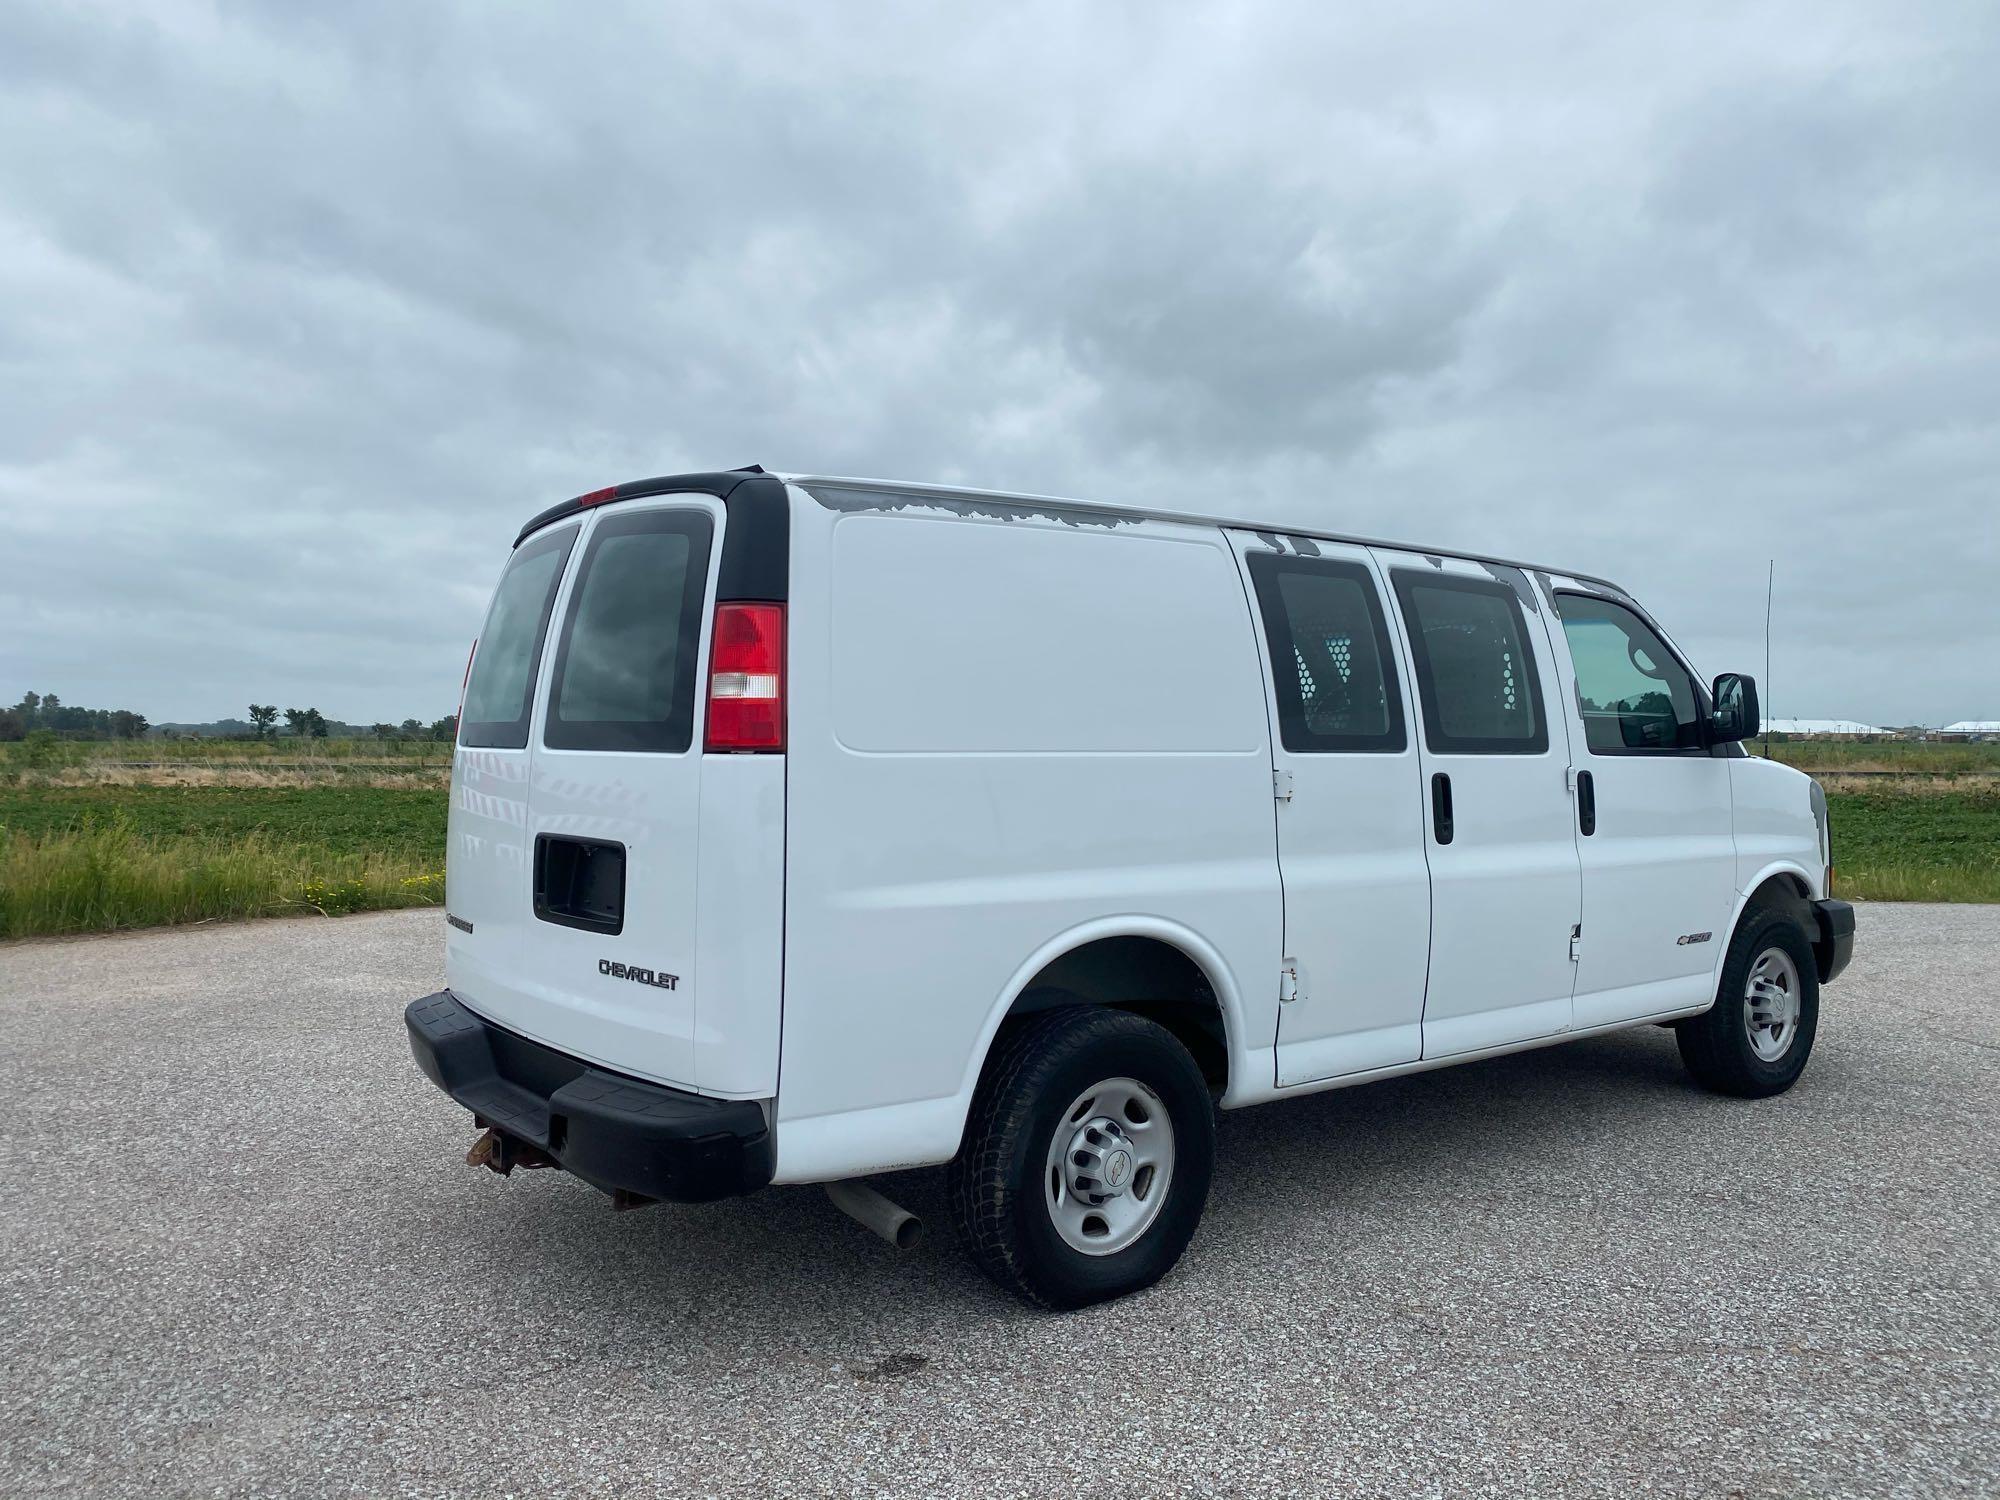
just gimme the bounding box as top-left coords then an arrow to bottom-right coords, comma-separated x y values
448,497 -> 720,1089
445,520 -> 579,1052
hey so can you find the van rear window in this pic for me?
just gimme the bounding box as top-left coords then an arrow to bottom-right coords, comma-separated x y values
460,525 -> 578,749
544,508 -> 714,753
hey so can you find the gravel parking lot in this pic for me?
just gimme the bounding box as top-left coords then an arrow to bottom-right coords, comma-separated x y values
2,903 -> 1995,1498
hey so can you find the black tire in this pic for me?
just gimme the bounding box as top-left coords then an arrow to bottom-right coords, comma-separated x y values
946,1007 -> 1215,1310
1677,905 -> 1820,1098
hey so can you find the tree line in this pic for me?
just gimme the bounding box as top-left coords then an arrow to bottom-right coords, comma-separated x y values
243,705 -> 458,743
1,691 -> 148,741
2,691 -> 456,743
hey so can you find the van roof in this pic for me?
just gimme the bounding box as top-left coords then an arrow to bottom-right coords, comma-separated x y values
510,465 -> 1627,599
785,472 -> 1631,598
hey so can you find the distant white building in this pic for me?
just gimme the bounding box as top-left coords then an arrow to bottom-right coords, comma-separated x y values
1763,718 -> 1891,738
1940,721 -> 2000,739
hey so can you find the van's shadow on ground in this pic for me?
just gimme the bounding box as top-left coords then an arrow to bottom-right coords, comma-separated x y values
425,1022 -> 1727,1341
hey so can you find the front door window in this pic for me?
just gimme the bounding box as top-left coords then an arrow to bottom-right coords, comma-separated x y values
1555,594 -> 1702,754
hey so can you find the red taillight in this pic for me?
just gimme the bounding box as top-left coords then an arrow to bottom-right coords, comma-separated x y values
705,603 -> 784,751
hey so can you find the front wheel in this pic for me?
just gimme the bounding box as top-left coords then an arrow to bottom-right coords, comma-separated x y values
1677,907 -> 1820,1098
946,1007 -> 1215,1309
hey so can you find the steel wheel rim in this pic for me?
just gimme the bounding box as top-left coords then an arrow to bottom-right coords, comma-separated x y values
1044,1076 -> 1176,1257
1744,947 -> 1802,1062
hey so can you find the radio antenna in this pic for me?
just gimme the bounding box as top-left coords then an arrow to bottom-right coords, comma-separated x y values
1763,558 -> 1774,758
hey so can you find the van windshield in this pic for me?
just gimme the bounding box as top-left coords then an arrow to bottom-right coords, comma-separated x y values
460,525 -> 578,749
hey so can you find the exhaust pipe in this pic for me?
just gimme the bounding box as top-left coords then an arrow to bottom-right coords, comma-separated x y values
825,1181 -> 924,1250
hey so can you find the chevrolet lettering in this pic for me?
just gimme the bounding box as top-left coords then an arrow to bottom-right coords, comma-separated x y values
600,959 -> 679,990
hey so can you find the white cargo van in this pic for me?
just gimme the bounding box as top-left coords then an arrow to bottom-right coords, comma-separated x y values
407,467 -> 1855,1308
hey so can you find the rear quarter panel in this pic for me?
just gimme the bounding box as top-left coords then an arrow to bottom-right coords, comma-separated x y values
774,489 -> 1282,1181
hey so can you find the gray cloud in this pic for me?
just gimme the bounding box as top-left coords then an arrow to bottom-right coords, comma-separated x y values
1,0 -> 1994,724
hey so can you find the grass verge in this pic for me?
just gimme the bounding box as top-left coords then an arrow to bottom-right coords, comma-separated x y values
0,786 -> 448,939
0,825 -> 442,939
1824,787 -> 2000,903
1768,740 -> 2000,777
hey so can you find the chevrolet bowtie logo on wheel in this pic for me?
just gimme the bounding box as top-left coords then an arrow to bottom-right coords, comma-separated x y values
599,959 -> 679,990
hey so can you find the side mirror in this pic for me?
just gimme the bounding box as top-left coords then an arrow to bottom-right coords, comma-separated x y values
1709,672 -> 1760,745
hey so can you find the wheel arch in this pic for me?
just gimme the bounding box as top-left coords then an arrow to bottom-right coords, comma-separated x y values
1731,862 -> 1819,934
958,917 -> 1249,1112
1665,863 -> 1820,1024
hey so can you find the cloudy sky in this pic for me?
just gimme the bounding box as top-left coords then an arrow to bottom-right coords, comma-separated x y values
2,1 -> 1994,726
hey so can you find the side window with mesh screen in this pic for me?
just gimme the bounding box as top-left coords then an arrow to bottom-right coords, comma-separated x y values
1247,552 -> 1405,753
1390,570 -> 1548,755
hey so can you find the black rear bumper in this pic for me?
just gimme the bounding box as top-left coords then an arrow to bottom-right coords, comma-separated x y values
404,991 -> 774,1204
1811,898 -> 1855,985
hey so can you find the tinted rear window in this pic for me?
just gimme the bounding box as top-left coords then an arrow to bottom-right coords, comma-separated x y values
459,525 -> 578,749
544,508 -> 714,752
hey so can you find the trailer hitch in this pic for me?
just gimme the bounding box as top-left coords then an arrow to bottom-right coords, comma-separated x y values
465,1127 -> 555,1176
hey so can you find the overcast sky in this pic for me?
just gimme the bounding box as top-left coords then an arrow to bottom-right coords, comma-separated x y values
2,2 -> 1995,726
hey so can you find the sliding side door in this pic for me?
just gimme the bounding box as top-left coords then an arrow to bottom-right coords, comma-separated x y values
1373,551 -> 1582,1057
1232,533 -> 1432,1085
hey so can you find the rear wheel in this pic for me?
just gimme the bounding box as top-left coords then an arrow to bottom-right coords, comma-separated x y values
947,1007 -> 1214,1309
1677,906 -> 1820,1098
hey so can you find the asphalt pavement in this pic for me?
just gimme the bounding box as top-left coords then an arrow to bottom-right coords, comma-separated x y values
2,903 -> 1995,1498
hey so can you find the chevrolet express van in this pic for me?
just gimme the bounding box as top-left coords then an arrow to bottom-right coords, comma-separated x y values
406,468 -> 1855,1308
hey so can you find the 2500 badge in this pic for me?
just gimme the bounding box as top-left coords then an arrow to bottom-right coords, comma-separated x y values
599,959 -> 679,991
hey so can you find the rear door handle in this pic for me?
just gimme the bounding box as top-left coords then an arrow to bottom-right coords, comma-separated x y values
1431,771 -> 1454,845
1577,769 -> 1596,837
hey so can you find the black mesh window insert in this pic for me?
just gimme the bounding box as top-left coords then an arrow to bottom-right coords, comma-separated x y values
1246,552 -> 1405,754
1390,570 -> 1549,755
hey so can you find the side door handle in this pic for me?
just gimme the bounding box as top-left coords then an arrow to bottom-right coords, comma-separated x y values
1431,771 -> 1454,845
1576,769 -> 1596,837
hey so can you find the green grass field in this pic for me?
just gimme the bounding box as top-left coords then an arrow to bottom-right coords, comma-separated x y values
0,785 -> 444,858
0,785 -> 447,938
1823,786 -> 2000,903
1,738 -> 1994,938
1766,738 -> 2000,776
1770,738 -> 2000,902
